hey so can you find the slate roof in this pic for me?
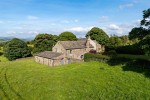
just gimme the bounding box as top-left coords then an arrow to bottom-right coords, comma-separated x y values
78,38 -> 87,41
35,51 -> 62,59
59,39 -> 94,49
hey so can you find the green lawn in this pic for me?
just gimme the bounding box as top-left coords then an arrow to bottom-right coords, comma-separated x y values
0,58 -> 150,100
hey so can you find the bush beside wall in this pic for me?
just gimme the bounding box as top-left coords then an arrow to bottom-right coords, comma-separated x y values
84,53 -> 110,62
106,43 -> 144,55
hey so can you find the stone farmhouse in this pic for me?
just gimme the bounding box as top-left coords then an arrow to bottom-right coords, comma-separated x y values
35,37 -> 101,66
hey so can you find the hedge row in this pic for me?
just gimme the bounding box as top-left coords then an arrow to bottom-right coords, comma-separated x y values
84,53 -> 110,62
106,43 -> 144,55
84,53 -> 150,68
0,52 -> 3,56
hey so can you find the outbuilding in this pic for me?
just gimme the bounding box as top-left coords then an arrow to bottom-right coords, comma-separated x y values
35,51 -> 65,66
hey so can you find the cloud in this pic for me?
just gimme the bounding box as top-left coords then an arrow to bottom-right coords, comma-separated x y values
13,26 -> 24,29
64,26 -> 94,37
61,19 -> 79,23
74,19 -> 79,23
133,0 -> 141,3
103,21 -> 140,36
4,31 -> 40,38
133,20 -> 141,26
27,15 -> 39,20
6,31 -> 17,34
108,24 -> 120,30
119,3 -> 134,9
0,21 -> 3,24
105,24 -> 124,35
65,26 -> 93,33
61,20 -> 70,24
99,16 -> 109,23
28,31 -> 39,35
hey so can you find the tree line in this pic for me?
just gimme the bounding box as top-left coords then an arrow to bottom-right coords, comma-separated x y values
1,8 -> 149,61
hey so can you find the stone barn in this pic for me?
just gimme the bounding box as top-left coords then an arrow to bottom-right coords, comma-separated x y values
35,37 -> 101,66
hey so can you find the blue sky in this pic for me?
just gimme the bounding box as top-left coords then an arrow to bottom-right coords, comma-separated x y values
0,0 -> 150,38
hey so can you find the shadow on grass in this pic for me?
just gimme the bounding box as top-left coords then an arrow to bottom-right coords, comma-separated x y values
0,68 -> 11,100
4,69 -> 24,100
107,56 -> 150,78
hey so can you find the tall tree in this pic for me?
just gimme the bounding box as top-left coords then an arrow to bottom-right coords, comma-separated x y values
3,38 -> 32,61
33,34 -> 56,53
129,27 -> 148,40
129,8 -> 150,56
59,31 -> 77,41
86,27 -> 109,45
140,8 -> 150,55
141,8 -> 150,29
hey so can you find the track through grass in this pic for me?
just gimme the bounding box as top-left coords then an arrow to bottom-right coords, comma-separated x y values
0,58 -> 150,100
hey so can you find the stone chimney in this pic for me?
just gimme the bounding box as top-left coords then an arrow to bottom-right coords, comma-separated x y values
86,36 -> 90,48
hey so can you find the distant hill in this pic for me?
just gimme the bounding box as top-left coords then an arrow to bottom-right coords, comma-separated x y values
0,36 -> 15,42
0,36 -> 33,42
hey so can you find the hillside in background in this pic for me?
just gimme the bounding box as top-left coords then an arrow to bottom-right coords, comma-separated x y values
0,36 -> 33,42
0,36 -> 15,42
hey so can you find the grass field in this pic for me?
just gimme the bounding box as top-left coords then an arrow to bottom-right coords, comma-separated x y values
0,58 -> 150,100
0,56 -> 8,62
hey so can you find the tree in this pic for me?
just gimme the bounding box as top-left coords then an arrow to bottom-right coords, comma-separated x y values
141,8 -> 150,29
120,35 -> 132,45
33,33 -> 56,53
53,35 -> 59,42
129,27 -> 148,40
129,8 -> 150,56
59,31 -> 77,41
107,35 -> 123,48
0,42 -> 5,47
86,27 -> 109,45
139,35 -> 150,56
3,38 -> 32,61
141,8 -> 150,55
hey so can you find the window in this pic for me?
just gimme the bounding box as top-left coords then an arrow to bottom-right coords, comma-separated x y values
81,55 -> 84,59
68,58 -> 71,64
61,58 -> 64,65
70,49 -> 72,54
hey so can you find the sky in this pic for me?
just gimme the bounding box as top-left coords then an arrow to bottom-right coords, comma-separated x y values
0,0 -> 150,38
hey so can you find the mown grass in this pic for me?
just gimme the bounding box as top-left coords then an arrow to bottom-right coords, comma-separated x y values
0,58 -> 150,100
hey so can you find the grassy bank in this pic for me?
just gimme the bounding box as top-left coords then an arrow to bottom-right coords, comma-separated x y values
0,58 -> 150,100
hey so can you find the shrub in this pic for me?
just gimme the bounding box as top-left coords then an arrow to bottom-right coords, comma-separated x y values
107,50 -> 117,56
0,52 -> 3,56
115,43 -> 144,55
84,53 -> 110,62
3,38 -> 32,61
89,49 -> 97,54
105,46 -> 115,52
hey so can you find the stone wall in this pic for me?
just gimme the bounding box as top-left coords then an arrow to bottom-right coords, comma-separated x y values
35,56 -> 83,67
52,42 -> 66,53
66,48 -> 86,60
35,56 -> 53,66
90,39 -> 96,50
